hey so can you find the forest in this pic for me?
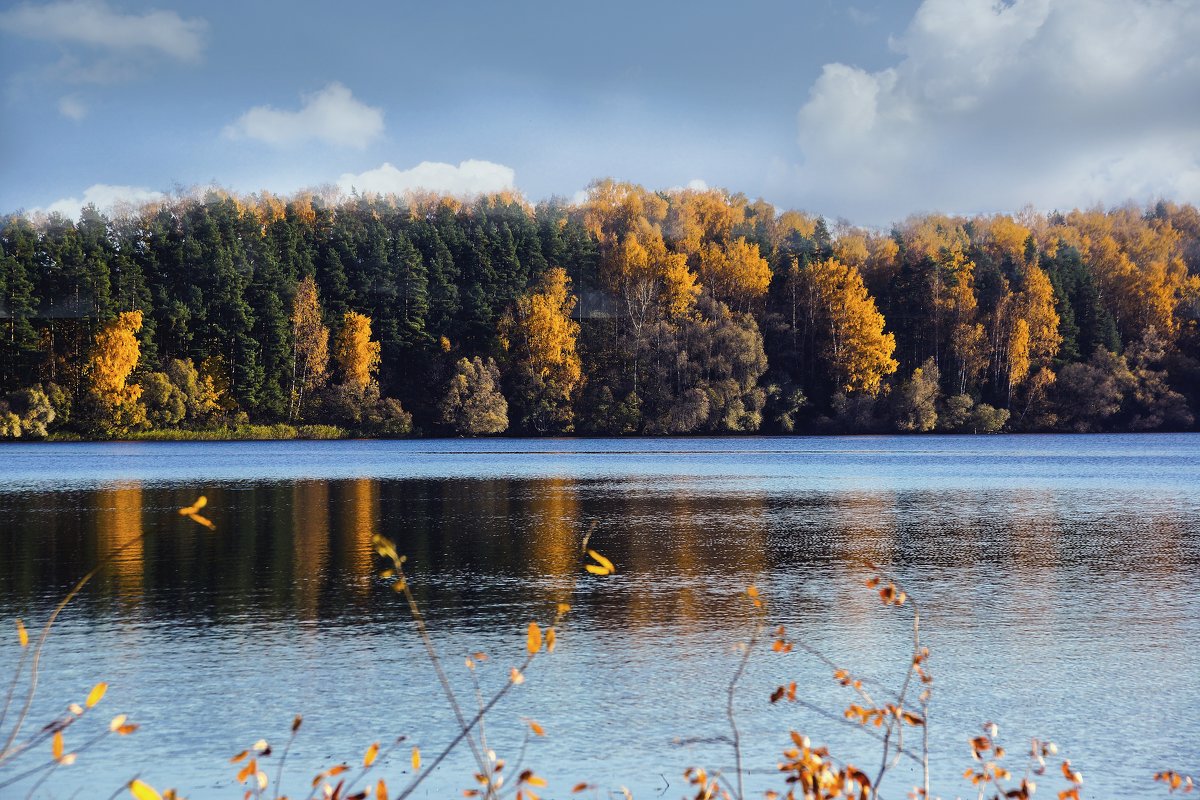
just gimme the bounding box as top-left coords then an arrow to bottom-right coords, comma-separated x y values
1,181 -> 1198,438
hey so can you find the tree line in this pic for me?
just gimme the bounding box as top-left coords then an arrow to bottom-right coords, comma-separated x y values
1,182 -> 1198,438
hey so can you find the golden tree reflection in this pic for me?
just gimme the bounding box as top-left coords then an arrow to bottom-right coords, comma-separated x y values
525,478 -> 580,583
93,483 -> 144,601
342,478 -> 380,595
292,481 -> 330,618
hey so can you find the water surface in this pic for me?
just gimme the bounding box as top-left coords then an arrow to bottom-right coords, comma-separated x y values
1,435 -> 1197,798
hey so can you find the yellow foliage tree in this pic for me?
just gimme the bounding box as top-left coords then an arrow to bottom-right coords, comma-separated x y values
807,259 -> 898,396
333,311 -> 381,390
290,276 -> 329,420
88,310 -> 146,432
503,267 -> 584,432
696,237 -> 771,310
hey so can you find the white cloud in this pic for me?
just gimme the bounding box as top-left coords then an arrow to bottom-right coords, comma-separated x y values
337,160 -> 516,197
224,83 -> 384,149
57,95 -> 86,120
847,6 -> 880,26
0,0 -> 207,61
31,183 -> 164,218
794,0 -> 1200,224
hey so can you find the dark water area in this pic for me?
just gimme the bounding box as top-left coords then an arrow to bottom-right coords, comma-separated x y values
1,435 -> 1198,798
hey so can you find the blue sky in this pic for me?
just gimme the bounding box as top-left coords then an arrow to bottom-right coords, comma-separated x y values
2,0 -> 1198,226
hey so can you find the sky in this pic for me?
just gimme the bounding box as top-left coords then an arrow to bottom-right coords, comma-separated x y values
1,0 -> 1198,227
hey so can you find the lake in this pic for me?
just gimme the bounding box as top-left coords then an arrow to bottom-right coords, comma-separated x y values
1,435 -> 1198,799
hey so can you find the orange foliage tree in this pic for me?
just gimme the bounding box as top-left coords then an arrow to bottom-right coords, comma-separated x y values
502,267 -> 584,432
333,311 -> 381,390
87,310 -> 146,433
806,258 -> 898,397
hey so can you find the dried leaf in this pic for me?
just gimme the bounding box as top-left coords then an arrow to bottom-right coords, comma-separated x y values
376,779 -> 388,800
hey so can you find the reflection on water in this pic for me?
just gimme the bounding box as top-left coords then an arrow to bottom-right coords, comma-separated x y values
0,435 -> 1198,798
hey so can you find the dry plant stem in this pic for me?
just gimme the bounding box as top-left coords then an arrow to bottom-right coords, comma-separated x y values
392,563 -> 493,797
790,699 -> 921,765
0,533 -> 142,763
0,727 -> 112,792
271,726 -> 299,800
394,650 -> 538,800
388,524 -> 582,800
870,598 -> 923,799
24,761 -> 59,800
726,617 -> 762,800
342,736 -> 404,797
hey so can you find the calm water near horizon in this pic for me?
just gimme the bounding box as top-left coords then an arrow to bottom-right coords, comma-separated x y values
1,434 -> 1198,798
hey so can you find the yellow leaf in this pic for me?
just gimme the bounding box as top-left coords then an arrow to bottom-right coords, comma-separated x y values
253,739 -> 269,753
129,779 -> 161,800
586,550 -> 615,574
510,667 -> 524,685
545,628 -> 556,653
109,714 -> 127,732
17,619 -> 28,648
527,719 -> 545,737
556,603 -> 571,615
376,778 -> 389,800
411,747 -> 421,771
746,585 -> 759,599
187,512 -> 216,530
116,724 -> 139,735
526,622 -> 542,654
527,775 -> 548,787
178,496 -> 207,516
86,683 -> 107,708
364,742 -> 380,767
230,750 -> 249,764
584,564 -> 609,576
59,752 -> 76,766
52,731 -> 64,761
256,771 -> 268,791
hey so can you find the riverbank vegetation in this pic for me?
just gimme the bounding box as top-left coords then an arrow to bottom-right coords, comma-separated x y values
2,185 -> 1198,439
